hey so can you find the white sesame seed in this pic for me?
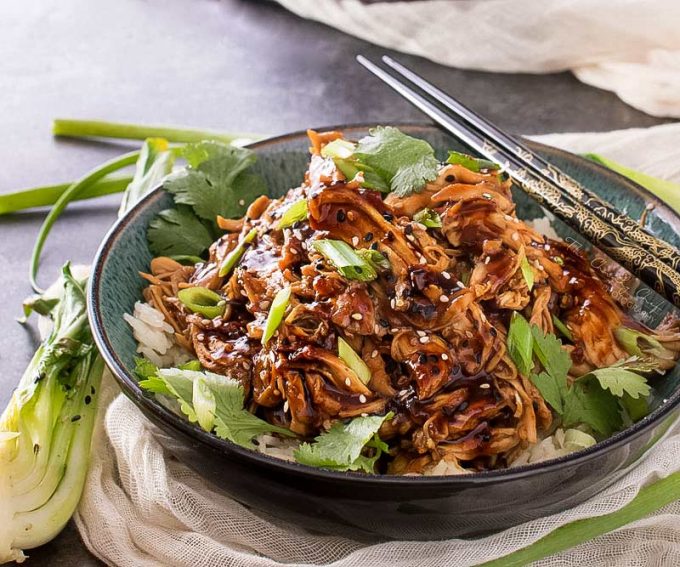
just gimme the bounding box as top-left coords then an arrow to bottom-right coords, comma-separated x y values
390,328 -> 399,334
416,330 -> 426,337
419,336 -> 429,344
504,214 -> 513,221
440,294 -> 449,303
361,412 -> 369,417
283,400 -> 290,412
359,394 -> 367,403
238,199 -> 245,206
197,333 -> 205,341
482,192 -> 492,199
290,248 -> 298,255
480,383 -> 491,389
544,244 -> 551,251
456,281 -> 466,288
351,313 -> 363,321
347,211 -> 356,221
371,350 -> 379,358
352,236 -> 359,246
484,256 -> 491,264
390,299 -> 396,309
419,256 -> 427,265
511,232 -> 520,241
569,276 -> 578,285
441,353 -> 449,360
345,377 -> 351,386
442,272 -> 451,280
374,324 -> 381,334
406,234 -> 416,242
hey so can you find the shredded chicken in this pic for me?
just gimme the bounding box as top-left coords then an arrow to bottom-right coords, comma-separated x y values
141,130 -> 680,474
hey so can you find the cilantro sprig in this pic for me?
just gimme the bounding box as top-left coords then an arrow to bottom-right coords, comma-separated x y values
147,141 -> 267,258
137,362 -> 294,449
322,127 -> 439,197
506,313 -> 652,436
294,413 -> 392,473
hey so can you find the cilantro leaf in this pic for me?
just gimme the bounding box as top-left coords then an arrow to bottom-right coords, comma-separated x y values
507,312 -> 534,376
140,367 -> 294,448
584,368 -> 651,399
200,372 -> 294,448
343,127 -> 439,197
530,371 -> 565,413
163,141 -> 266,221
531,326 -> 572,383
447,151 -> 500,173
294,413 -> 392,472
520,256 -> 535,291
147,206 -> 214,257
562,379 -> 622,436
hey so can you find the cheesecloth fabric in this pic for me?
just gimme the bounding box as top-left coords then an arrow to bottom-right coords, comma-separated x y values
75,123 -> 680,566
274,0 -> 680,118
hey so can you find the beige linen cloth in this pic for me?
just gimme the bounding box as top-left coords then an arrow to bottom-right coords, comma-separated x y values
275,0 -> 680,118
75,123 -> 680,566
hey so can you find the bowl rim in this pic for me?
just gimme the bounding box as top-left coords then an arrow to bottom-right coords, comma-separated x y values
88,122 -> 680,486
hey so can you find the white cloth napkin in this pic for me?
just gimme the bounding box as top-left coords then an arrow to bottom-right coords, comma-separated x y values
274,0 -> 680,118
75,123 -> 680,566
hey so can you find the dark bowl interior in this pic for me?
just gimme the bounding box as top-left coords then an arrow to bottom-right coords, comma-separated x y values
89,124 -> 680,540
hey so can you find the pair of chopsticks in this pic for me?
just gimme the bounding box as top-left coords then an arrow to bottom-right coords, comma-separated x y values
357,55 -> 680,308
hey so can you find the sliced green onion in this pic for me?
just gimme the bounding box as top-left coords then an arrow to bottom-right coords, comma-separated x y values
552,315 -> 573,341
413,208 -> 442,228
320,139 -> 356,159
447,151 -> 500,173
170,255 -> 205,266
193,376 -> 216,432
312,239 -> 377,281
278,199 -> 308,229
338,337 -> 372,385
520,256 -> 535,291
177,287 -> 226,319
614,327 -> 665,358
356,248 -> 390,271
179,360 -> 203,372
218,228 -> 258,277
262,287 -> 291,345
562,429 -> 597,452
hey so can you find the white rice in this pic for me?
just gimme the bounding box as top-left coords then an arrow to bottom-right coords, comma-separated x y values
510,428 -> 595,467
124,302 -> 190,368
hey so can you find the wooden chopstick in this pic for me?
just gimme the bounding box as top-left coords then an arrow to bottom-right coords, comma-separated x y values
380,55 -> 680,273
356,55 -> 680,308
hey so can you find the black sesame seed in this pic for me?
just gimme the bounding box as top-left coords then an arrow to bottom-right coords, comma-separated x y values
419,354 -> 428,364
404,225 -> 413,235
336,210 -> 346,222
385,273 -> 396,284
364,232 -> 374,242
379,319 -> 389,327
457,401 -> 469,412
428,354 -> 438,363
355,266 -> 363,274
445,174 -> 455,182
386,232 -> 395,242
482,433 -> 491,442
431,366 -> 440,375
71,415 -> 81,423
85,395 -> 92,405
490,327 -> 497,337
91,386 -> 96,395
370,242 -> 379,251
383,212 -> 393,221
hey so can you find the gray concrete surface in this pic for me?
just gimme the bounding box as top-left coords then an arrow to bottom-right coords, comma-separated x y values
0,0 -> 669,564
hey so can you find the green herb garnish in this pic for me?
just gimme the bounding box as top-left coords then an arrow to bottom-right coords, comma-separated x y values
447,151 -> 500,173
294,413 -> 392,472
507,312 -> 534,377
164,141 -> 266,221
177,287 -> 226,319
520,256 -> 535,291
338,337 -> 372,385
413,208 -> 442,228
312,239 -> 378,281
278,199 -> 308,229
552,315 -> 573,341
218,228 -> 258,277
262,287 -> 292,345
148,206 -> 214,257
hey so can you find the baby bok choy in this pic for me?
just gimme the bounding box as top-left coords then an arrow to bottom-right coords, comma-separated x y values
0,265 -> 103,563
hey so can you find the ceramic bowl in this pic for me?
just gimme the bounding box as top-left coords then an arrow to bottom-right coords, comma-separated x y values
88,124 -> 680,541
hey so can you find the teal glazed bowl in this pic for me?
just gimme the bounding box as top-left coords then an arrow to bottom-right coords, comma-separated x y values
89,124 -> 680,541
